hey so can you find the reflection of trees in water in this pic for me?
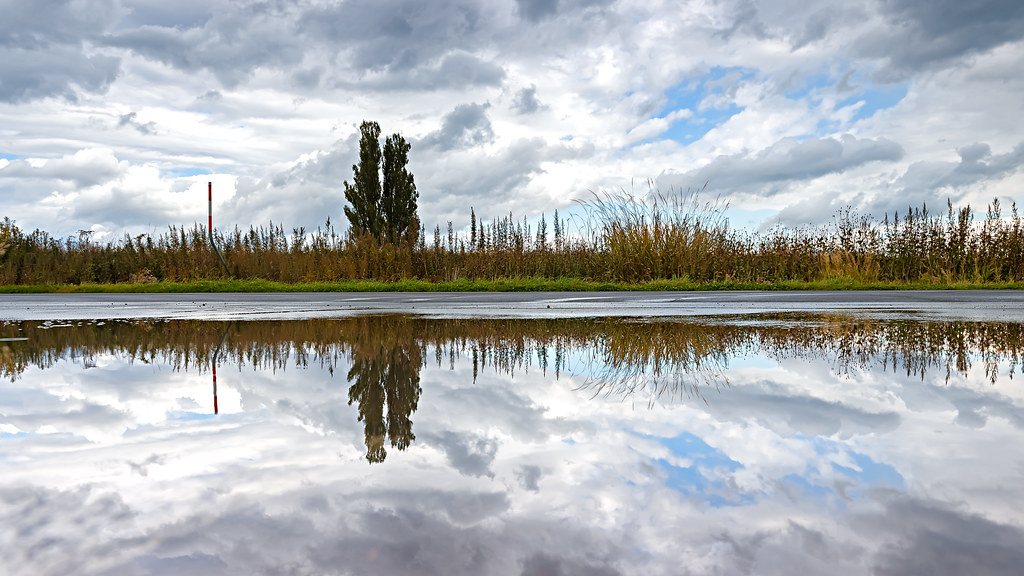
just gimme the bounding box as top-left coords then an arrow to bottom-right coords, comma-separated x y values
344,317 -> 421,463
2,314 -> 1023,450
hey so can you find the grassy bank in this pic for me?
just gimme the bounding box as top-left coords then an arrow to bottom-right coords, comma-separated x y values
2,191 -> 1023,290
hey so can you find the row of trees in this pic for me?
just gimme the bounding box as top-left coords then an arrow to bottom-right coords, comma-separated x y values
343,121 -> 419,244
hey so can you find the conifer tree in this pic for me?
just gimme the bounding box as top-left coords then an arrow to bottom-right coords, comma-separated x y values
343,120 -> 419,243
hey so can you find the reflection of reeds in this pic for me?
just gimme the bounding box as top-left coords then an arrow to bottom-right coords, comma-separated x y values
3,194 -> 1024,285
2,314 -> 1021,392
574,320 -> 743,407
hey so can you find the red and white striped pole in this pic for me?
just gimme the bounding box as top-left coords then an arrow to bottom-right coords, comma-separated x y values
208,181 -> 230,275
213,363 -> 219,414
208,182 -> 214,235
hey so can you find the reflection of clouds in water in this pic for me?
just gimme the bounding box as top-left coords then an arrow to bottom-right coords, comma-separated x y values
3,316 -> 1024,574
855,492 -> 1024,576
422,430 -> 500,479
0,483 -> 629,576
5,483 -> 1024,576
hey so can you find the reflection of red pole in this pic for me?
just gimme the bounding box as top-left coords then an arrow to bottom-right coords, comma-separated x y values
213,363 -> 219,414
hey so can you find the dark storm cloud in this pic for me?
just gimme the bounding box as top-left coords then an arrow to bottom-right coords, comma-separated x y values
301,0 -> 483,66
11,0 -> 618,99
658,135 -> 904,196
116,0 -> 218,29
0,48 -> 120,103
857,0 -> 1024,81
708,494 -> 1024,576
0,483 -> 633,575
103,3 -> 307,88
516,0 -> 559,23
105,0 -> 512,92
0,0 -> 120,102
791,9 -> 835,50
856,492 -> 1024,576
717,0 -> 769,41
521,552 -> 622,576
300,0 -> 500,87
0,0 -> 110,45
710,521 -> 867,576
143,0 -> 619,92
0,484 -> 136,574
420,103 -> 495,151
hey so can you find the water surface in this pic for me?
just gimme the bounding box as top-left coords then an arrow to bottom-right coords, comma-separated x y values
2,314 -> 1023,575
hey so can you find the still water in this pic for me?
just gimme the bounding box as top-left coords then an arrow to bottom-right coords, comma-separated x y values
2,314 -> 1023,575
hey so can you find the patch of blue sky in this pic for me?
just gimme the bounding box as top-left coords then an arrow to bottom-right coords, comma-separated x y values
837,83 -> 909,124
660,431 -> 743,469
722,206 -> 778,232
0,152 -> 23,161
639,66 -> 754,147
806,436 -> 904,495
654,431 -> 754,507
164,167 -> 212,178
832,451 -> 904,491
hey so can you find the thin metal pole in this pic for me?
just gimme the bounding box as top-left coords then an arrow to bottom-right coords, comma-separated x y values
213,363 -> 218,414
212,324 -> 230,415
208,182 -> 230,276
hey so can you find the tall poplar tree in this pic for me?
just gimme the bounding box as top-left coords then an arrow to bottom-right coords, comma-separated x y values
381,133 -> 418,243
343,120 -> 419,243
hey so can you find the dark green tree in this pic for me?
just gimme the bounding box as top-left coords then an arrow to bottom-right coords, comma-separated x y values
343,121 -> 419,243
343,121 -> 383,238
381,133 -> 419,243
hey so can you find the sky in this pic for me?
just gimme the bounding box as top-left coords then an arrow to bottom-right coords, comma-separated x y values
1,0 -> 1023,241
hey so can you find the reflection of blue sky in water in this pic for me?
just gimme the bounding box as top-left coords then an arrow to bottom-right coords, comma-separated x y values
654,432 -> 750,507
2,326 -> 1024,575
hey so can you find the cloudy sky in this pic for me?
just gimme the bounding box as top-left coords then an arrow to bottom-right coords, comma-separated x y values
1,0 -> 1023,241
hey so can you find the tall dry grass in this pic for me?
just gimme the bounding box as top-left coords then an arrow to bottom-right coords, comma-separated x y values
2,191 -> 1024,285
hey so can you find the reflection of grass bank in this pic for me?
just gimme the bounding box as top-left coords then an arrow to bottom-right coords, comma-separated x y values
4,315 -> 1021,396
3,278 -> 1024,293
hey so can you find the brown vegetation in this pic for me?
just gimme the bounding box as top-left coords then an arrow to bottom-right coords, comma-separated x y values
1,192 -> 1022,285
